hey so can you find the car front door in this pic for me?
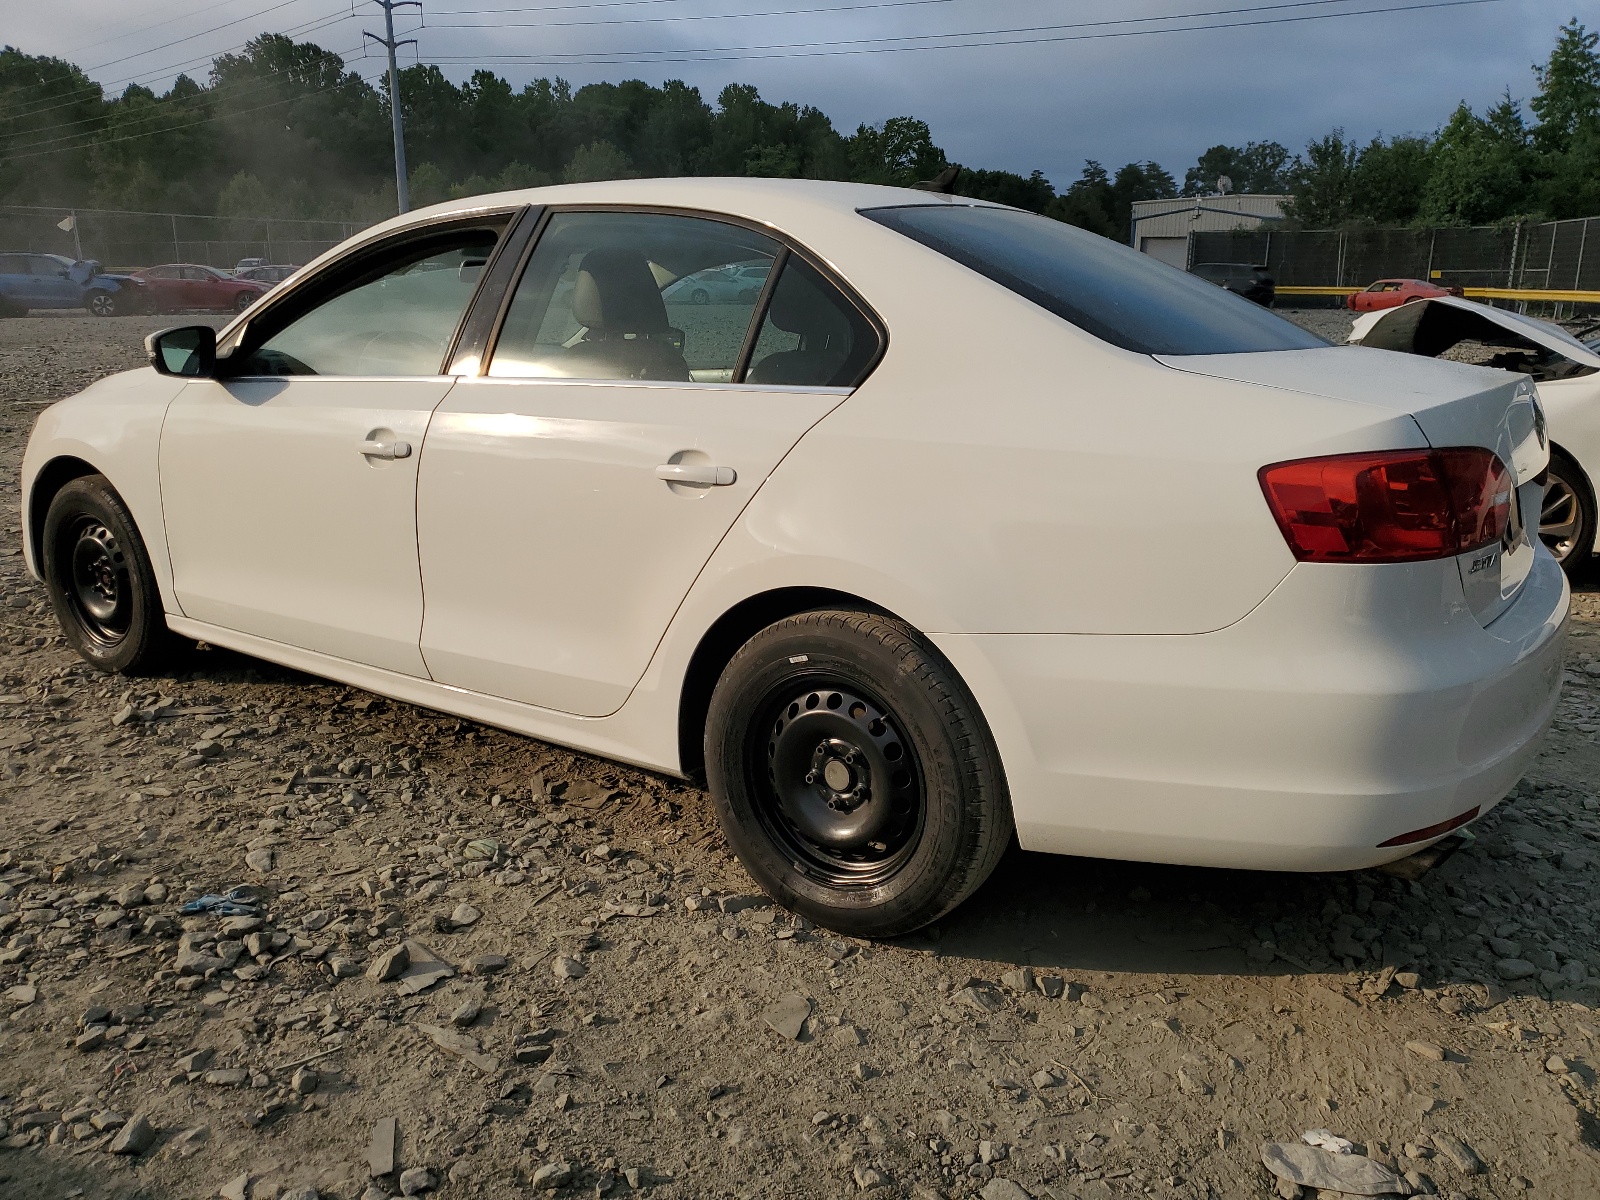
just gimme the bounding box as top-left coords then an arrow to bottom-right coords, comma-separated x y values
29,256 -> 79,307
416,208 -> 882,716
159,215 -> 513,675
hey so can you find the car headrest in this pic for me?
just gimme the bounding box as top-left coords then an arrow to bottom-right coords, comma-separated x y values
572,248 -> 669,335
766,271 -> 851,344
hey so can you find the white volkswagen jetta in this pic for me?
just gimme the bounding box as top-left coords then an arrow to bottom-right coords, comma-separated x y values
21,179 -> 1568,936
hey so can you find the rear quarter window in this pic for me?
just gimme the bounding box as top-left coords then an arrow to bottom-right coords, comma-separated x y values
862,204 -> 1324,356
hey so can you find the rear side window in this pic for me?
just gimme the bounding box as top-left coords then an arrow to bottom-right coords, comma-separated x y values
862,205 -> 1324,356
746,257 -> 878,388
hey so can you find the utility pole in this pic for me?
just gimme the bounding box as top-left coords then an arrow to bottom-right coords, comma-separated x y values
365,1 -> 421,213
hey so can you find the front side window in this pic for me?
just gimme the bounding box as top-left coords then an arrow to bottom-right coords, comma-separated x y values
146,265 -> 180,280
233,226 -> 501,377
864,204 -> 1324,356
489,211 -> 782,383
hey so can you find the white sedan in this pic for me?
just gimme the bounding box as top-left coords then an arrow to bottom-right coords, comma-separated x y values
22,179 -> 1568,936
1349,295 -> 1600,572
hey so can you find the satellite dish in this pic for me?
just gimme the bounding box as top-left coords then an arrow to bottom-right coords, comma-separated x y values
1216,175 -> 1233,195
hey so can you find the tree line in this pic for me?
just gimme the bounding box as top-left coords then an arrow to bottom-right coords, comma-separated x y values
0,19 -> 1595,237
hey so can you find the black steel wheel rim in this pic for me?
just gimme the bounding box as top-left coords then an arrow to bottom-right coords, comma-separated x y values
63,518 -> 131,647
746,674 -> 926,888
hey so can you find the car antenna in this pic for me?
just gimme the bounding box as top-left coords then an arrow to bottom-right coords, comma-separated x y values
913,165 -> 962,193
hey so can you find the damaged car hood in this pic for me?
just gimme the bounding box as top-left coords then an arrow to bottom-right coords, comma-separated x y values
1348,295 -> 1600,372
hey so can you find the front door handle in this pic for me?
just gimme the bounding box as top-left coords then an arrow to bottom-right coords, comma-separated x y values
360,439 -> 412,460
655,463 -> 736,486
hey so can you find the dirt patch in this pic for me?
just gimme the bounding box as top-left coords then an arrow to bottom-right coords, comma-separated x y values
1,314 -> 1599,1200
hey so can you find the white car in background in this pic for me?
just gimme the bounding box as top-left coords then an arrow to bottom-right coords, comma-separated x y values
1350,296 -> 1600,573
20,179 -> 1567,936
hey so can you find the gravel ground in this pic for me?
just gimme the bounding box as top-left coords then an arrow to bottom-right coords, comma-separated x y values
2,312 -> 1600,1200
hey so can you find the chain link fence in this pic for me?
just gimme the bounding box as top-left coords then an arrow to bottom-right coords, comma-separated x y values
0,205 -> 367,272
1192,216 -> 1600,303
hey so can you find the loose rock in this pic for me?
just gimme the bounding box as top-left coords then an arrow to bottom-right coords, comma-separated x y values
108,1114 -> 155,1156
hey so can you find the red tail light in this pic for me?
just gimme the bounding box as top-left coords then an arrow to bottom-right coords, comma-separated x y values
1259,448 -> 1511,563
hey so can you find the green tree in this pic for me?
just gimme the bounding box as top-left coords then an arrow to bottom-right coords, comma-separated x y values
1347,135 -> 1432,224
1531,19 -> 1600,155
1285,129 -> 1358,226
407,162 -> 451,207
953,167 -> 1055,213
1419,95 -> 1536,224
1182,141 -> 1292,195
847,116 -> 946,186
563,140 -> 635,183
216,170 -> 272,217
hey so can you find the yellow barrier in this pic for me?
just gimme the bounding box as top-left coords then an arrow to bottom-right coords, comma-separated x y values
1275,284 -> 1600,303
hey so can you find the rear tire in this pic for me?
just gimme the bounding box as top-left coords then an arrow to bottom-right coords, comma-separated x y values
42,475 -> 185,674
705,608 -> 1012,938
1542,452 -> 1596,575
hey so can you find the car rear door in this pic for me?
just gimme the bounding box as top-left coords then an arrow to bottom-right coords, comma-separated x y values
142,266 -> 182,311
178,266 -> 216,308
415,209 -> 880,717
159,214 -> 515,674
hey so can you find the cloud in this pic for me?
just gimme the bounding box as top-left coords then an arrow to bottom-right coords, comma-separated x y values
13,0 -> 1574,186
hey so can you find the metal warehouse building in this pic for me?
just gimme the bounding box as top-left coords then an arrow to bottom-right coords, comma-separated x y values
1130,195 -> 1289,268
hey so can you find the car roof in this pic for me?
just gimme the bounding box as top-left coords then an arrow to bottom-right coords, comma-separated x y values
354,177 -> 1004,249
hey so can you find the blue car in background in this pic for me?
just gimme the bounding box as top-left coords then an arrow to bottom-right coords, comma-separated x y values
0,252 -> 145,317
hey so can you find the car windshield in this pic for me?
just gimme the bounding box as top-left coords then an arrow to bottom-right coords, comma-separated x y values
861,204 -> 1323,355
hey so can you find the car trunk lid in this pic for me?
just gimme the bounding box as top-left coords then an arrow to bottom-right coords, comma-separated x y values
1157,345 -> 1548,627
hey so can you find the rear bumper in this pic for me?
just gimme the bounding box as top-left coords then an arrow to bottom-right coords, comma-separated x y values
934,550 -> 1569,872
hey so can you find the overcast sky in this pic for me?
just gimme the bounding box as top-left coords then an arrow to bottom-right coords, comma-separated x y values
13,0 -> 1583,186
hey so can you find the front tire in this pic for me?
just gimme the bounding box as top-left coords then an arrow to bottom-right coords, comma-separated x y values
1540,452 -> 1595,575
232,290 -> 255,313
705,609 -> 1012,938
85,290 -> 117,317
42,475 -> 184,674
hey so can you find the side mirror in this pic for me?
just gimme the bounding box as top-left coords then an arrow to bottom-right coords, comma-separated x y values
146,325 -> 216,378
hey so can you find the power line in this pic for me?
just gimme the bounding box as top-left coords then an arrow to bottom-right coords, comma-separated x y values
3,12 -> 368,125
419,0 -> 1504,64
435,0 -> 959,15
82,0 -> 343,75
427,0 -> 1415,33
4,56 -> 377,155
4,68 -> 389,162
58,0 -> 336,59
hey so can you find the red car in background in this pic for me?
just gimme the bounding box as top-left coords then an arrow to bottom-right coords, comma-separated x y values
1346,278 -> 1463,312
131,263 -> 269,314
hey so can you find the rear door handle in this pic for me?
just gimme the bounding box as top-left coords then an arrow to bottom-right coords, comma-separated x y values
655,463 -> 736,486
360,439 -> 412,460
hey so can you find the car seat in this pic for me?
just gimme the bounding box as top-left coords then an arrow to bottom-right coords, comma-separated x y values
745,269 -> 852,387
560,248 -> 691,382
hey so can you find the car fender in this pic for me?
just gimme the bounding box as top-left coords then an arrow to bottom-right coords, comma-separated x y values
22,369 -> 188,611
1536,375 -> 1600,554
